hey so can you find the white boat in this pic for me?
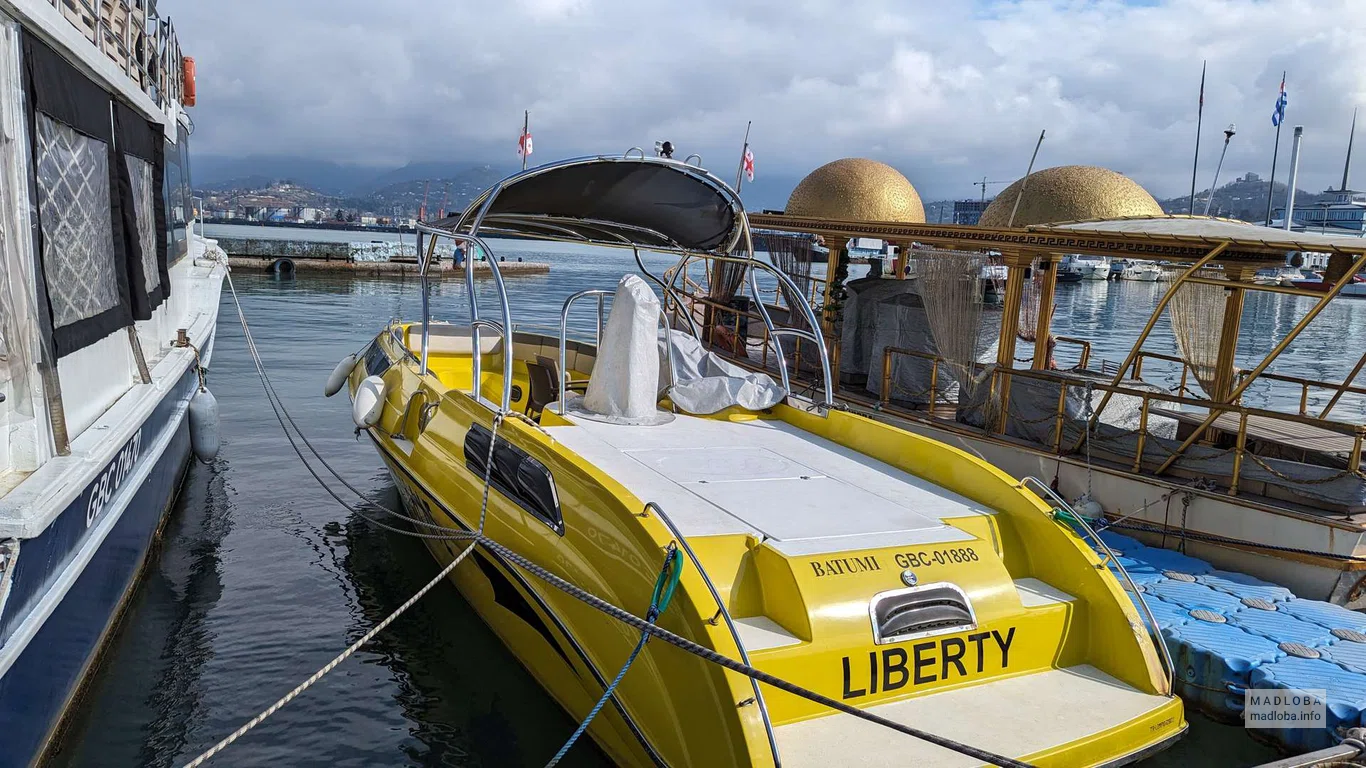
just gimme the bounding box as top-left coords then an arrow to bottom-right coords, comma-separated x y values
0,2 -> 225,763
1122,263 -> 1162,282
1075,254 -> 1111,280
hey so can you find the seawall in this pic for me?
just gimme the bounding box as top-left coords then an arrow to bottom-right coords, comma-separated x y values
215,236 -> 550,276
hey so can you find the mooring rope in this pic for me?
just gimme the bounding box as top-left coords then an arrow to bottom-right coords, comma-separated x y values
546,546 -> 681,767
203,274 -> 1034,768
179,540 -> 477,768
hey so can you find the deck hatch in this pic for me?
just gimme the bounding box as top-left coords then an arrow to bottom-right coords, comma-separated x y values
870,583 -> 977,645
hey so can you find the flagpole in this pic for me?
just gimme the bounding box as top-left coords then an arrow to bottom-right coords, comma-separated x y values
1264,71 -> 1286,225
521,110 -> 529,171
1189,60 -> 1206,216
735,121 -> 752,192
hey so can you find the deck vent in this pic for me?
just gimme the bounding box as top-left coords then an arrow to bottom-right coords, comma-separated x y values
870,583 -> 976,645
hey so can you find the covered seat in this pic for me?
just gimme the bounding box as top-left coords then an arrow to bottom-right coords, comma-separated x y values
405,324 -> 503,356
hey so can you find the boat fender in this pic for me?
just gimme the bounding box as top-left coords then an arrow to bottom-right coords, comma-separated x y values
352,375 -> 386,429
188,387 -> 220,462
1074,494 -> 1104,521
325,354 -> 358,397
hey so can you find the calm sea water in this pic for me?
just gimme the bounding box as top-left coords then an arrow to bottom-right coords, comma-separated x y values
50,231 -> 1366,767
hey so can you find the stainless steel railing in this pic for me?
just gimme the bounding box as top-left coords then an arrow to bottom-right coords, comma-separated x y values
642,501 -> 782,767
1020,476 -> 1176,696
45,0 -> 185,110
557,289 -> 678,416
413,224 -> 514,414
657,248 -> 834,409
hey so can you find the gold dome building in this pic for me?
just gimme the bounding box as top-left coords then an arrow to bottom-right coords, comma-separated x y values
977,165 -> 1162,228
785,158 -> 926,223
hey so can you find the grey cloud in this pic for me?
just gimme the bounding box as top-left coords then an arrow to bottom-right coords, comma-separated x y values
168,0 -> 1366,201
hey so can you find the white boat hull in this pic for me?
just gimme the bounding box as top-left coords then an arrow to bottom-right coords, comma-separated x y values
857,407 -> 1366,605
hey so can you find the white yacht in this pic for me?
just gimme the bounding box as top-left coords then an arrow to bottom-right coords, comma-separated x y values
1122,262 -> 1162,282
0,2 -> 225,763
1074,254 -> 1111,280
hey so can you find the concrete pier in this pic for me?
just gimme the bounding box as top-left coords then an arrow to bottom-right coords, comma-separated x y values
216,236 -> 550,276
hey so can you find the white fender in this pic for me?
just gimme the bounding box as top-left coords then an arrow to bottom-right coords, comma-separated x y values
188,387 -> 220,462
352,375 -> 386,428
325,353 -> 358,397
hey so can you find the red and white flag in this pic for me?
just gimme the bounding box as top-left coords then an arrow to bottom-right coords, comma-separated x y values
518,129 -> 533,158
742,146 -> 755,182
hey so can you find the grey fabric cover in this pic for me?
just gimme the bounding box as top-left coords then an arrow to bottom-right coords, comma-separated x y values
659,330 -> 786,414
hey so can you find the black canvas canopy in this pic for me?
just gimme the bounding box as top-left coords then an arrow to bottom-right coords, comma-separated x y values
431,156 -> 743,253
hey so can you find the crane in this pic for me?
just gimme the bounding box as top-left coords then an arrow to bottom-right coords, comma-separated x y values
973,177 -> 1011,205
438,182 -> 451,219
418,180 -> 431,222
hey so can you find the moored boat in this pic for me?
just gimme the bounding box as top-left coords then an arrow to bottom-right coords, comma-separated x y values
342,155 -> 1183,767
736,193 -> 1366,606
1074,254 -> 1110,281
1121,262 -> 1162,282
0,1 -> 225,763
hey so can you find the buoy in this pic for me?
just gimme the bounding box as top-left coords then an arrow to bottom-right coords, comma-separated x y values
325,354 -> 357,397
1074,494 -> 1104,521
352,375 -> 386,428
188,387 -> 220,462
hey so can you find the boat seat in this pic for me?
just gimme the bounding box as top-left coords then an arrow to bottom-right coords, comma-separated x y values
406,324 -> 503,356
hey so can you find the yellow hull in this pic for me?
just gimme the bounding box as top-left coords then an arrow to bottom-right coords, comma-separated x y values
349,324 -> 1185,766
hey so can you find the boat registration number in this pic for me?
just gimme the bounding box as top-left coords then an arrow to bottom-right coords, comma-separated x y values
893,547 -> 979,569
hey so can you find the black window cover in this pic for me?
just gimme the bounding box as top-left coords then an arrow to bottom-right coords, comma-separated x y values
21,31 -> 134,357
114,101 -> 169,319
458,159 -> 739,253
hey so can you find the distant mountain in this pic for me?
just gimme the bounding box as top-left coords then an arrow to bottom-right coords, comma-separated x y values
363,165 -> 507,217
194,152 -> 804,214
1157,173 -> 1334,222
192,155 -> 382,196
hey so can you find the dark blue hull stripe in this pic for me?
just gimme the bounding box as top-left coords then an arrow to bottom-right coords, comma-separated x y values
0,361 -> 200,768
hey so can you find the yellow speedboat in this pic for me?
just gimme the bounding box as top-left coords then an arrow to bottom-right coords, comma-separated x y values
342,155 -> 1184,766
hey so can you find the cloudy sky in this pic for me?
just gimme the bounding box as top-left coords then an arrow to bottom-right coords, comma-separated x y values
170,0 -> 1366,200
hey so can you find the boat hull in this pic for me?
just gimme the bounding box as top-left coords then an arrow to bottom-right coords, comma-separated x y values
855,406 -> 1366,605
349,324 -> 1185,767
0,347 -> 209,768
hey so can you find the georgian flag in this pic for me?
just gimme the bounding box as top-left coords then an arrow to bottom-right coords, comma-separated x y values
1272,75 -> 1288,127
518,130 -> 533,158
742,147 -> 755,182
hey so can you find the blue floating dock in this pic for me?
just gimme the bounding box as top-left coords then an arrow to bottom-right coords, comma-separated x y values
1096,530 -> 1366,753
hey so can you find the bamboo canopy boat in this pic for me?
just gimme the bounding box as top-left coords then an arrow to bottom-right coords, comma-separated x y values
671,160 -> 1366,607
341,154 -> 1183,766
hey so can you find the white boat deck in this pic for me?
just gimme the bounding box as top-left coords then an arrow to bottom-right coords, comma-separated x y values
547,412 -> 992,555
776,665 -> 1171,767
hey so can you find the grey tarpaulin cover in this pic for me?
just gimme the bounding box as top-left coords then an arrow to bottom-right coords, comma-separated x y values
658,329 -> 786,414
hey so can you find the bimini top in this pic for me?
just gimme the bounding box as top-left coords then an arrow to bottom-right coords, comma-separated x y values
428,155 -> 745,253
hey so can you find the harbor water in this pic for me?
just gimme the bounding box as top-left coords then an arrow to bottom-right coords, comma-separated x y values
49,233 -> 1366,767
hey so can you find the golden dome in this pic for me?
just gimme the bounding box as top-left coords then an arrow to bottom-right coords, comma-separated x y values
785,158 -> 926,223
977,165 -> 1162,228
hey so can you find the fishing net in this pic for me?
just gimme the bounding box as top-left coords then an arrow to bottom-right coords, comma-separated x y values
763,234 -> 815,308
1017,258 -> 1042,342
1168,271 -> 1227,396
914,249 -> 992,401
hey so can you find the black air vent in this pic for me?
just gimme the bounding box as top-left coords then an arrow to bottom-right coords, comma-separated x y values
872,585 -> 975,644
464,423 -> 562,534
